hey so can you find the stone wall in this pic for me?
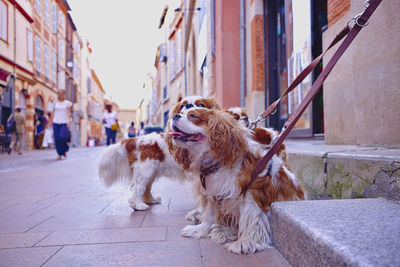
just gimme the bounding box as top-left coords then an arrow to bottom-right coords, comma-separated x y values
323,0 -> 400,146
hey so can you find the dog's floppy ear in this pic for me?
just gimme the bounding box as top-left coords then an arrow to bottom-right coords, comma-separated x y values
165,133 -> 192,170
170,101 -> 183,117
207,97 -> 220,110
207,110 -> 247,167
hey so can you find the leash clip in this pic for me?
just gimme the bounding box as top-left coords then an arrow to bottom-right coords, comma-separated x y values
347,0 -> 370,28
249,114 -> 265,130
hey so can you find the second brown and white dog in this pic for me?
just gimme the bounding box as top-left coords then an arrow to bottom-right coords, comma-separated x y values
168,107 -> 304,254
98,96 -> 219,211
226,107 -> 288,164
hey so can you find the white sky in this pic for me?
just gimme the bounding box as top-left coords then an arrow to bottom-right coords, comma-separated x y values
68,0 -> 180,109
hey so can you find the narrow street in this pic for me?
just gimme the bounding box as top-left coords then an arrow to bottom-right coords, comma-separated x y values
0,147 -> 289,267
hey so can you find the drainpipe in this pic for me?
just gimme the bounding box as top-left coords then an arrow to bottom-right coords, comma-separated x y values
239,0 -> 246,107
211,0 -> 215,57
11,2 -> 17,115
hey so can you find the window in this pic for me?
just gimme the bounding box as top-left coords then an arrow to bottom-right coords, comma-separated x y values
27,30 -> 33,61
73,60 -> 79,82
58,71 -> 65,90
177,30 -> 182,72
163,111 -> 169,127
87,77 -> 91,93
51,3 -> 57,33
44,0 -> 49,25
51,52 -> 56,83
58,39 -> 64,63
58,10 -> 64,28
163,86 -> 167,100
44,45 -> 49,79
35,0 -> 41,15
35,36 -> 41,71
169,40 -> 175,80
0,0 -> 7,41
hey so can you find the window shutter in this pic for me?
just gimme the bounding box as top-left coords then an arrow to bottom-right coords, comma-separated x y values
52,3 -> 58,33
0,1 -> 7,41
44,45 -> 49,78
27,30 -> 33,62
35,36 -> 41,70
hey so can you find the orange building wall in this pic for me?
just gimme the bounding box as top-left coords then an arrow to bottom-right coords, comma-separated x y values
214,0 -> 241,108
328,0 -> 350,26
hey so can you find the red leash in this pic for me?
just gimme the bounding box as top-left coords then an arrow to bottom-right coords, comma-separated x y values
245,0 -> 383,191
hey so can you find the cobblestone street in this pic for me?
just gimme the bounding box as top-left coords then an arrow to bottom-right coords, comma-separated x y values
0,147 -> 289,267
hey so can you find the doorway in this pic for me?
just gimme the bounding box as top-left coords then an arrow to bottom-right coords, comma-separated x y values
265,0 -> 327,136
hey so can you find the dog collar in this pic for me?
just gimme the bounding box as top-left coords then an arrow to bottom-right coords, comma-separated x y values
199,161 -> 221,189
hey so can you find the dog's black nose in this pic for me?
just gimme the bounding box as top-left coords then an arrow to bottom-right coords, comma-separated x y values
173,114 -> 181,121
185,103 -> 194,109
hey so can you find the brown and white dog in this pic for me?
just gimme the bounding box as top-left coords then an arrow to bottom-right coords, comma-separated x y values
226,107 -> 288,164
98,96 -> 219,211
168,107 -> 304,254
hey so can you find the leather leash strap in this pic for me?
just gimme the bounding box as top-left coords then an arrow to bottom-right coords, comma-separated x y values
246,0 -> 382,190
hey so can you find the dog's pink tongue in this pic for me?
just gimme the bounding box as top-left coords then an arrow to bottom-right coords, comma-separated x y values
170,132 -> 187,137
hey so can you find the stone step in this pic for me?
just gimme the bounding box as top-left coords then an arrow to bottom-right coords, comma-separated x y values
284,140 -> 400,201
269,198 -> 400,267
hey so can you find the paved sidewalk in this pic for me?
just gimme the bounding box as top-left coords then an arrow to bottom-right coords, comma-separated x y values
0,146 -> 289,267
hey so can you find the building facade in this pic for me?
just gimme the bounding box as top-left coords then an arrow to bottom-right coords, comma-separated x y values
117,108 -> 136,138
0,0 -> 35,150
153,0 -> 399,147
87,69 -> 104,142
0,0 -> 108,150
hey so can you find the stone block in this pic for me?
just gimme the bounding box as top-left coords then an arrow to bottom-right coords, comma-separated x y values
287,153 -> 326,199
270,198 -> 400,267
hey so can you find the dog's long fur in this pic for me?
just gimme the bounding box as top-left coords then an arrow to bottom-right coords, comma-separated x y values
98,96 -> 219,211
168,108 -> 305,254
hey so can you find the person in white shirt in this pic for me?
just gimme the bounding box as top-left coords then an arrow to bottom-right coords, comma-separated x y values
49,90 -> 72,160
102,104 -> 118,146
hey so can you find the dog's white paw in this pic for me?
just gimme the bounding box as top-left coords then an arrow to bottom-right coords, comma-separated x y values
207,224 -> 237,244
180,223 -> 211,239
144,196 -> 161,204
185,210 -> 202,224
132,202 -> 150,211
225,240 -> 255,254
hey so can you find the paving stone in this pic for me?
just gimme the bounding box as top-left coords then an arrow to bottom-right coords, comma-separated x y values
36,226 -> 167,246
29,212 -> 146,232
166,225 -> 186,241
0,214 -> 53,234
169,197 -> 196,211
0,232 -> 51,249
141,210 -> 188,227
0,246 -> 61,267
199,239 -> 290,267
43,240 -> 202,267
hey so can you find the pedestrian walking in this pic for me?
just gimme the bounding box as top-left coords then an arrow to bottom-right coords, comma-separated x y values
138,122 -> 145,136
42,112 -> 54,148
35,113 -> 46,149
128,122 -> 136,138
102,104 -> 118,146
7,107 -> 25,155
49,90 -> 72,160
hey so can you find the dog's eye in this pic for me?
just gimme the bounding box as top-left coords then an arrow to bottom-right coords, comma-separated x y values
189,114 -> 197,119
180,105 -> 184,110
197,103 -> 205,107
